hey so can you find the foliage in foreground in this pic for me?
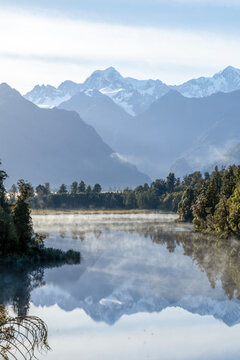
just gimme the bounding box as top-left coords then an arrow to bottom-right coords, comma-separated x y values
0,305 -> 50,360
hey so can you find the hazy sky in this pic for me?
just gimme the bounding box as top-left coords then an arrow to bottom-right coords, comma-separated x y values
0,0 -> 240,93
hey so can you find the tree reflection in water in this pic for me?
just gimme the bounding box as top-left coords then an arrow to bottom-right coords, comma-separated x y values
150,228 -> 240,300
2,218 -> 240,357
0,305 -> 50,360
0,255 -> 80,359
59,221 -> 240,301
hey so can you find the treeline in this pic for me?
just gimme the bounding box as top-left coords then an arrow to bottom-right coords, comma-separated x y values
0,162 -> 80,263
7,164 -> 240,239
177,165 -> 240,238
6,169 -> 190,225
20,173 -> 183,211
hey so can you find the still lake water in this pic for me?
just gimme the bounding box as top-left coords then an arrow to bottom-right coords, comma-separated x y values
2,212 -> 240,359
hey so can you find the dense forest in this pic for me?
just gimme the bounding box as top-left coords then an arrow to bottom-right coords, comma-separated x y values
0,162 -> 80,263
177,165 -> 240,238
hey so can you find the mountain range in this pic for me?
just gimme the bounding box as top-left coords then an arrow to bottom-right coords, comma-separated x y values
25,65 -> 240,116
58,87 -> 240,178
2,66 -> 240,184
133,89 -> 240,177
22,65 -> 240,179
0,83 -> 150,188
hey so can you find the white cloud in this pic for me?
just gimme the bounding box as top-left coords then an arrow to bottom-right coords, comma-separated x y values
0,8 -> 239,92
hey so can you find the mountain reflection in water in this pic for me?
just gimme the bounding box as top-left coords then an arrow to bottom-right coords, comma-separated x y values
2,213 -> 240,328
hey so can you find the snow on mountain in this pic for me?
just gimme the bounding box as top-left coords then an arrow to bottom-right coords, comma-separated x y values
24,67 -> 169,115
24,84 -> 72,108
24,66 -> 240,115
0,83 -> 150,187
176,66 -> 240,98
81,67 -> 169,115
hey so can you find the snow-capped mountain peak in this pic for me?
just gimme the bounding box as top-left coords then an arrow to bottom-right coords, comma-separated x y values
24,67 -> 170,115
218,65 -> 240,76
176,65 -> 240,98
24,65 -> 240,115
58,80 -> 81,95
83,67 -> 126,92
90,66 -> 122,80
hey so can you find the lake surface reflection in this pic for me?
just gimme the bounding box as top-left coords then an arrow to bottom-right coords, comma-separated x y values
2,212 -> 240,360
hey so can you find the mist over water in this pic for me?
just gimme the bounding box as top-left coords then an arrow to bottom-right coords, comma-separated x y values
3,212 -> 240,359
32,212 -> 179,230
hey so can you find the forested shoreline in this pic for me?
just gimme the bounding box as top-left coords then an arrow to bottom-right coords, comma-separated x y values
4,162 -> 240,240
29,166 -> 240,238
28,174 -> 182,212
0,162 -> 80,263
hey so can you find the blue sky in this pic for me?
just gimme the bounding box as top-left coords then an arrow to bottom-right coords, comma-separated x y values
0,0 -> 240,92
2,0 -> 240,31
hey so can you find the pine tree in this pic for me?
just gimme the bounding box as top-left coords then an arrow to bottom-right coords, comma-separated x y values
213,195 -> 231,237
58,184 -> 68,194
93,184 -> 102,193
166,173 -> 176,193
78,181 -> 86,193
227,184 -> 240,236
11,180 -> 34,252
71,181 -> 78,194
192,192 -> 208,231
0,162 -> 18,255
177,187 -> 194,222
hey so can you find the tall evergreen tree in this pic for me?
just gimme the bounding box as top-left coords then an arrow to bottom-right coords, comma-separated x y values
71,181 -> 78,194
78,181 -> 86,193
58,184 -> 68,194
0,162 -> 17,255
227,184 -> 240,236
177,187 -> 194,222
11,180 -> 34,252
93,184 -> 102,193
213,195 -> 231,237
166,173 -> 176,193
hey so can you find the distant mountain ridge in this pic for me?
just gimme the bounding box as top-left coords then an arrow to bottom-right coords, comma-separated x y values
24,65 -> 240,115
0,83 -> 150,187
113,89 -> 240,178
176,66 -> 240,98
58,87 -> 240,178
58,89 -> 134,152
